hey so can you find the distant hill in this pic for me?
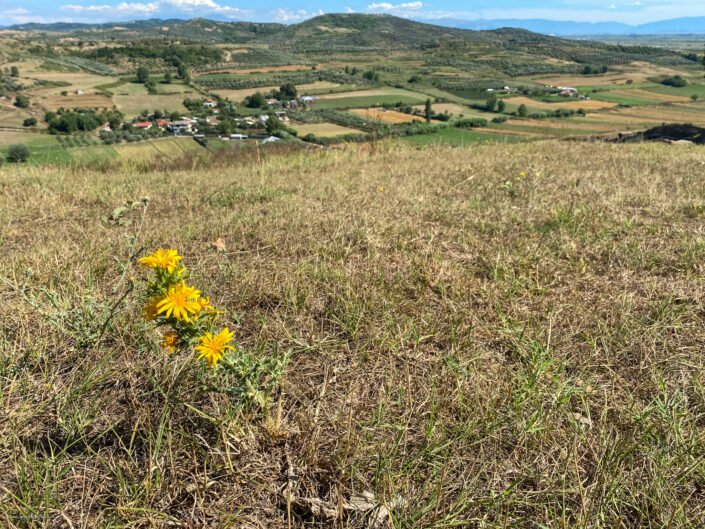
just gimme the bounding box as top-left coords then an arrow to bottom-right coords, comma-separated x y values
3,17 -> 284,43
425,16 -> 705,36
0,13 -> 698,67
254,14 -> 688,67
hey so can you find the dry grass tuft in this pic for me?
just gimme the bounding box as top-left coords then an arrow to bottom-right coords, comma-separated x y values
2,140 -> 705,527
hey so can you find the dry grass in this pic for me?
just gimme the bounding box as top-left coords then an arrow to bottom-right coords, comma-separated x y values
351,108 -> 425,124
2,141 -> 705,528
411,103 -> 472,116
41,94 -> 113,111
505,96 -> 618,111
316,88 -> 419,100
293,122 -> 364,137
214,65 -> 313,74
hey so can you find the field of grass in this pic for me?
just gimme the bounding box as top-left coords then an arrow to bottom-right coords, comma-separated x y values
312,93 -> 427,110
3,141 -> 705,527
113,93 -> 190,118
293,122 -> 364,137
41,93 -> 113,111
402,127 -> 522,145
504,96 -> 617,111
351,107 -> 426,124
112,136 -> 205,160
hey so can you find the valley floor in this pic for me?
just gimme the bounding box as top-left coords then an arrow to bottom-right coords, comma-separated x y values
2,140 -> 705,527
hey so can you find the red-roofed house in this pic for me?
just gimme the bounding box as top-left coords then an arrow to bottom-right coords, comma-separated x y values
135,121 -> 152,130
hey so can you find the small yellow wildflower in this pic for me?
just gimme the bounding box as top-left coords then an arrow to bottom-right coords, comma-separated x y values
519,171 -> 526,178
195,296 -> 211,313
143,296 -> 161,321
161,330 -> 179,354
138,248 -> 182,273
156,281 -> 202,322
195,328 -> 235,367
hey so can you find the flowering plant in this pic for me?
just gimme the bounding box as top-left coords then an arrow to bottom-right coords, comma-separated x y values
138,248 -> 233,367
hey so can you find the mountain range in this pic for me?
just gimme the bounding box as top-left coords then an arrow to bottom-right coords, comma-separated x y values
427,16 -> 705,36
3,13 -> 705,38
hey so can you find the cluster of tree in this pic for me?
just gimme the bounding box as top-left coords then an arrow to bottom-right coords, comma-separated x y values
581,65 -> 609,75
83,43 -> 222,67
660,75 -> 688,88
45,108 -> 123,135
100,127 -> 165,145
455,118 -> 489,129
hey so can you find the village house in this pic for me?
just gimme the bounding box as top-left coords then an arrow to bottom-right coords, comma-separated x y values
203,99 -> 217,108
134,121 -> 152,130
168,120 -> 193,135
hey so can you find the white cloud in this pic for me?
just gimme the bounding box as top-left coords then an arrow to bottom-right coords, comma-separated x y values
368,2 -> 423,11
60,0 -> 249,19
272,8 -> 323,22
63,2 -> 160,14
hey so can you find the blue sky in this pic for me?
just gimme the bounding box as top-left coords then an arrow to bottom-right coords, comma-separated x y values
2,0 -> 705,26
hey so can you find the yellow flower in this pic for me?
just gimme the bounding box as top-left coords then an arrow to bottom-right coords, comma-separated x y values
138,249 -> 182,273
195,328 -> 235,367
195,296 -> 212,315
156,281 -> 202,322
519,171 -> 526,178
143,296 -> 161,321
161,330 -> 179,354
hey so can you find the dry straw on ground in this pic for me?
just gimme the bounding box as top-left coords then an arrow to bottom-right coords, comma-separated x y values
2,140 -> 705,527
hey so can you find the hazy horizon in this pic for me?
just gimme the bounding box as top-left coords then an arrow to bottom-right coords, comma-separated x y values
4,0 -> 705,27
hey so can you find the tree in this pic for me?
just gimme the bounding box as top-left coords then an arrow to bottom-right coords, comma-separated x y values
14,95 -> 29,108
177,63 -> 190,82
692,94 -> 699,102
424,98 -> 432,123
486,92 -> 498,112
7,144 -> 30,163
517,104 -> 528,118
145,79 -> 157,94
216,120 -> 234,135
136,66 -> 150,84
278,82 -> 297,100
265,115 -> 283,135
497,100 -> 506,113
10,66 -> 19,77
23,117 -> 37,127
245,92 -> 266,109
163,71 -> 172,84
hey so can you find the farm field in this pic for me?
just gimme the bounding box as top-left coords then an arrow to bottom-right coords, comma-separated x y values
503,96 -> 618,111
41,93 -> 113,111
293,122 -> 364,137
315,88 -> 425,100
112,136 -> 205,160
402,127 -> 523,144
351,107 -> 426,124
411,102 -> 475,116
113,93 -> 189,117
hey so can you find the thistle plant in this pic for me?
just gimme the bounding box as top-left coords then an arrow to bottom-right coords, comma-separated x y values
138,248 -> 234,367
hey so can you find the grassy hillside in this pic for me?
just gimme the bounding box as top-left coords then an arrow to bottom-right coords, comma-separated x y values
2,140 -> 705,527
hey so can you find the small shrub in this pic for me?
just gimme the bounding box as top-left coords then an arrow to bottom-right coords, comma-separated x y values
7,144 -> 30,163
